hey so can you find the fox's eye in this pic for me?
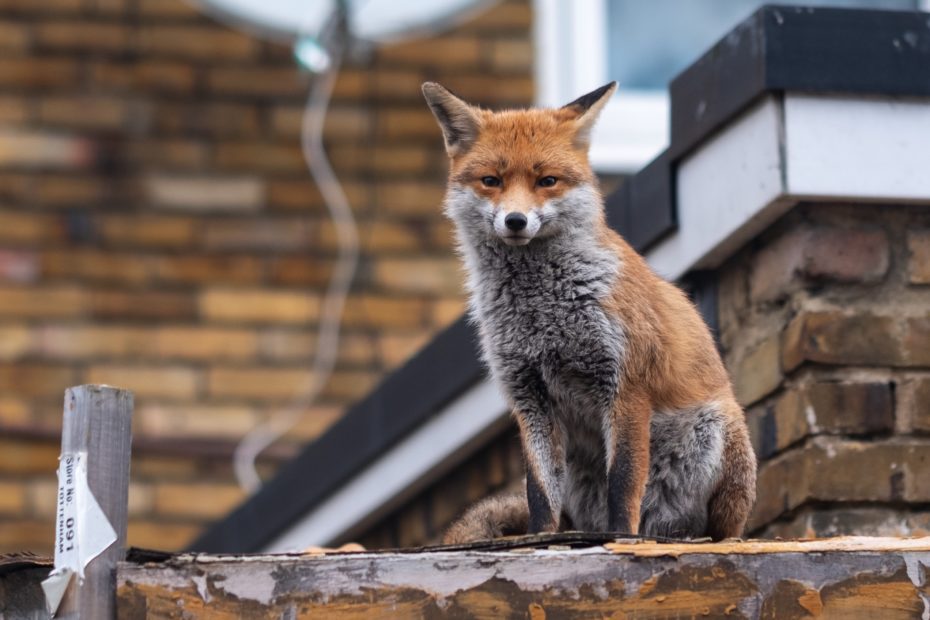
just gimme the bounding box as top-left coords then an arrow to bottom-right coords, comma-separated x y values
481,176 -> 502,188
537,176 -> 558,188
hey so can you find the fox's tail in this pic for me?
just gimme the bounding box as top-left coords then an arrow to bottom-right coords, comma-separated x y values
706,403 -> 757,540
442,489 -> 529,545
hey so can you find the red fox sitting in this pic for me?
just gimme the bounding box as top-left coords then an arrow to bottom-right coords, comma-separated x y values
422,81 -> 756,543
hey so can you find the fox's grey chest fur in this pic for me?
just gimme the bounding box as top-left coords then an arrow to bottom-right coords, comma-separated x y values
467,236 -> 624,411
458,219 -> 627,531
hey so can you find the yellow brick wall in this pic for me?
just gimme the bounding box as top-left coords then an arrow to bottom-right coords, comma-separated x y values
0,0 -> 533,553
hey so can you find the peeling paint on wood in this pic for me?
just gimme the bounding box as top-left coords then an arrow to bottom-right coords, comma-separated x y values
603,535 -> 930,557
116,536 -> 930,619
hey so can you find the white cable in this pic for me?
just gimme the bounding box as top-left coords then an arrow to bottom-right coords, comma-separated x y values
233,19 -> 360,493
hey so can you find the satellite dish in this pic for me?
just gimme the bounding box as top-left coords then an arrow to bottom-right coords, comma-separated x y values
193,0 -> 497,68
196,0 -> 494,41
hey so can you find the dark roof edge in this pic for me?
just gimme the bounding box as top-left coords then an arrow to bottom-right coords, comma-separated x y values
190,318 -> 485,552
194,5 -> 930,553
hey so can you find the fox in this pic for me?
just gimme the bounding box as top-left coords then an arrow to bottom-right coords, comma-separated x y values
421,81 -> 757,543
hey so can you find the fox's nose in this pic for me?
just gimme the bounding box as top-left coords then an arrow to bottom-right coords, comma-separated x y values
504,212 -> 527,232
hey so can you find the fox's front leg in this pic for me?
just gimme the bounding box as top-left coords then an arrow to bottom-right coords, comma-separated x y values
606,392 -> 651,533
515,410 -> 565,533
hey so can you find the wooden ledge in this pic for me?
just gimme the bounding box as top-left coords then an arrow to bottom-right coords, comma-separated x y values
117,535 -> 930,618
603,535 -> 930,557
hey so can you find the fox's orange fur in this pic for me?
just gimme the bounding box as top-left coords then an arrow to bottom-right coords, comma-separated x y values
597,230 -> 756,536
424,81 -> 756,543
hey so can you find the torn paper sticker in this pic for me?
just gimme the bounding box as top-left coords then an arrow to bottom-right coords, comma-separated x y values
41,452 -> 118,615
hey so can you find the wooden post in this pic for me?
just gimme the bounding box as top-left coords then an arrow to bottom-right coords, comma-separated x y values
54,385 -> 133,619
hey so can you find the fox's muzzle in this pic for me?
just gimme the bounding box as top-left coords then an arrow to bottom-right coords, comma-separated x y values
494,209 -> 541,246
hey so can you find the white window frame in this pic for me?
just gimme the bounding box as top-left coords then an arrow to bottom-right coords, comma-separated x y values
533,0 -> 668,173
533,0 -> 930,174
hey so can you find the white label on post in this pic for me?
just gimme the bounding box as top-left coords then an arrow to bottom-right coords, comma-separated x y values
42,452 -> 119,616
54,453 -> 80,571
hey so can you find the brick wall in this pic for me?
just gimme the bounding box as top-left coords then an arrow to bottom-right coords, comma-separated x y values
719,203 -> 930,538
0,0 -> 533,554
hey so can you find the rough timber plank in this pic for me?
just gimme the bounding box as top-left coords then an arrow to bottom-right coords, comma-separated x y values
0,553 -> 52,620
116,536 -> 930,619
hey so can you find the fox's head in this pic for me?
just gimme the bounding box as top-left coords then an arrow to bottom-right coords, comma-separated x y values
422,81 -> 616,247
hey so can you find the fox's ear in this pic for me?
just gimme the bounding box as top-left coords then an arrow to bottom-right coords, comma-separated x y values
422,82 -> 482,157
561,81 -> 617,149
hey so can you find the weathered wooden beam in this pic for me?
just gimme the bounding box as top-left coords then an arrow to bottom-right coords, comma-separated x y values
51,385 -> 134,619
1,554 -> 52,620
116,536 -> 930,619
